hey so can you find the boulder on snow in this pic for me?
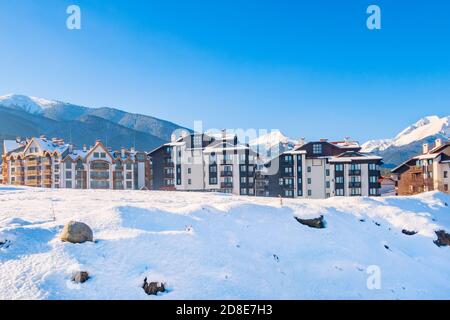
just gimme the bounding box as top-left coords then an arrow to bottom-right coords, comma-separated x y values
143,277 -> 166,295
295,215 -> 325,229
402,229 -> 418,236
60,221 -> 93,244
434,230 -> 450,247
72,271 -> 90,283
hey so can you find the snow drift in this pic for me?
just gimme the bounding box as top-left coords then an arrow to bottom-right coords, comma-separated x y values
1,187 -> 450,300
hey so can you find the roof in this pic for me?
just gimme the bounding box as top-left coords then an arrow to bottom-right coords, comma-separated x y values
330,141 -> 360,148
328,151 -> 382,163
3,140 -> 24,154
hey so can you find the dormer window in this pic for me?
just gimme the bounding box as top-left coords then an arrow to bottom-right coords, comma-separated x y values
313,144 -> 322,154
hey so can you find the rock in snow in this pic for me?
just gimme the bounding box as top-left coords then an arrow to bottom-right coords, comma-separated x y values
434,230 -> 450,247
295,215 -> 326,229
60,221 -> 93,244
72,271 -> 90,284
142,278 -> 166,296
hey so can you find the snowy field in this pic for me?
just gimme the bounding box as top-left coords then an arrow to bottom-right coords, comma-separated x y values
1,186 -> 450,300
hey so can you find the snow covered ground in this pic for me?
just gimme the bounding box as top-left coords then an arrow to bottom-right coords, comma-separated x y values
1,186 -> 450,300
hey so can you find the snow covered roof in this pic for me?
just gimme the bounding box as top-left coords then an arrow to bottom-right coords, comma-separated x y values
329,151 -> 382,163
3,140 -> 24,154
203,141 -> 250,153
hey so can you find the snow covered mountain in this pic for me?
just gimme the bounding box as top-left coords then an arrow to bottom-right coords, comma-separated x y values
249,130 -> 297,159
361,115 -> 449,167
0,94 -> 189,153
0,94 -> 65,114
362,116 -> 449,152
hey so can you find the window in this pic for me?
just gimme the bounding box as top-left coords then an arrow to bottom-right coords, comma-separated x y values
248,177 -> 254,184
307,167 -> 311,173
239,154 -> 247,162
93,152 -> 99,158
298,190 -> 303,196
248,188 -> 254,195
297,165 -> 302,172
369,176 -> 378,183
240,165 -> 247,172
126,172 -> 132,180
210,165 -> 217,173
284,155 -> 293,162
326,181 -> 330,188
66,181 -> 72,188
193,135 -> 202,147
335,164 -> 344,171
126,163 -> 132,170
279,178 -> 284,186
210,177 -> 218,185
326,193 -> 331,198
307,190 -> 312,196
369,188 -> 379,196
350,163 -> 361,171
307,178 -> 311,184
66,171 -> 72,179
209,154 -> 217,163
350,176 -> 361,183
336,177 -> 344,184
188,179 -> 192,185
188,168 -> 192,174
351,188 -> 361,196
284,167 -> 293,174
285,178 -> 293,186
336,189 -> 344,196
444,171 -> 448,179
284,190 -> 293,197
313,144 -> 322,154
298,178 -> 302,184
444,184 -> 448,192
241,177 -> 247,184
326,169 -> 330,176
126,181 -> 132,189
100,152 -> 106,158
369,163 -> 379,171
65,162 -> 72,169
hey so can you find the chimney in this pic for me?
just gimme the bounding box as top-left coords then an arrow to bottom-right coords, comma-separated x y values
83,144 -> 87,152
130,146 -> 135,153
69,144 -> 73,153
15,137 -> 21,143
121,147 -> 126,158
435,138 -> 443,149
423,143 -> 429,154
171,134 -> 177,142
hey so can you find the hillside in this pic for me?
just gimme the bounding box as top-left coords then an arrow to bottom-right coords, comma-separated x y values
0,94 -> 188,155
1,187 -> 449,299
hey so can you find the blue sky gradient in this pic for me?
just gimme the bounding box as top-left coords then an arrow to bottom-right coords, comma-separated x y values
0,0 -> 449,141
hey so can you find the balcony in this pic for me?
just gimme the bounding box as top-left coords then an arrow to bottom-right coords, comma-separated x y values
349,182 -> 361,188
221,182 -> 233,189
349,170 -> 361,176
221,159 -> 233,165
220,171 -> 233,177
26,160 -> 39,166
27,170 -> 38,176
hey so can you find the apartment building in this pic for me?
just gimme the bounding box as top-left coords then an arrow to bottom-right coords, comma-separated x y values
148,131 -> 258,195
256,139 -> 383,199
391,139 -> 450,195
2,137 -> 149,190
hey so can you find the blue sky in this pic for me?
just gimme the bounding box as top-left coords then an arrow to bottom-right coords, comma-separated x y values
0,0 -> 449,142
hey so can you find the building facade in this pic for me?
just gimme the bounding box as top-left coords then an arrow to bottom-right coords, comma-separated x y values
149,131 -> 258,195
391,139 -> 450,195
255,139 -> 383,199
2,137 -> 149,190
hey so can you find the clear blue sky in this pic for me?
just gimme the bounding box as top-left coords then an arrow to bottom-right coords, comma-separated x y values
0,0 -> 449,142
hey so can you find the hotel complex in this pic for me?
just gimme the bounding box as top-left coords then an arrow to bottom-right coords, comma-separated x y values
4,133 -> 448,198
2,136 -> 149,190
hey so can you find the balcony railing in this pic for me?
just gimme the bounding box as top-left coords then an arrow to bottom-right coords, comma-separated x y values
349,170 -> 361,176
221,182 -> 233,188
220,171 -> 233,177
349,182 -> 361,188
